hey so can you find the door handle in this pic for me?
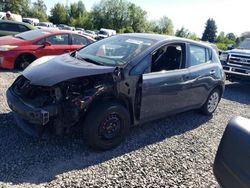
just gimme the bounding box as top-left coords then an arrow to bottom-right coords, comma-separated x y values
64,50 -> 71,53
210,70 -> 216,75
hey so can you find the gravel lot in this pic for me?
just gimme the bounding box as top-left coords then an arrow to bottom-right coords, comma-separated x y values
0,70 -> 250,187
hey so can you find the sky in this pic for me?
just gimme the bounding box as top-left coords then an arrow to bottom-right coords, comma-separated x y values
41,0 -> 250,38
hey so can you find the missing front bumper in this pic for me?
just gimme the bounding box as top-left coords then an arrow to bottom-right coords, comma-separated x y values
6,89 -> 58,126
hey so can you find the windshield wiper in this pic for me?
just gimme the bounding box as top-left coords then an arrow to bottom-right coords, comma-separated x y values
15,36 -> 25,40
75,52 -> 103,66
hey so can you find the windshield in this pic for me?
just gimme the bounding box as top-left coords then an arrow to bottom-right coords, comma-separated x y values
37,22 -> 51,27
15,29 -> 52,40
85,30 -> 94,34
77,35 -> 156,66
238,38 -> 250,49
99,30 -> 108,35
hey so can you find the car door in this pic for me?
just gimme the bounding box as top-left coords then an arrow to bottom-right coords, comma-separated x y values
139,43 -> 191,121
71,34 -> 91,50
35,34 -> 71,56
185,44 -> 218,106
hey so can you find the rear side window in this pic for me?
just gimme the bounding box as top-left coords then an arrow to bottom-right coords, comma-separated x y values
72,34 -> 89,45
46,34 -> 69,45
0,23 -> 19,32
189,45 -> 207,66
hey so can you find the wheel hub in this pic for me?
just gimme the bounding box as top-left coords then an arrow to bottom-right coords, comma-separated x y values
100,113 -> 121,140
207,92 -> 219,113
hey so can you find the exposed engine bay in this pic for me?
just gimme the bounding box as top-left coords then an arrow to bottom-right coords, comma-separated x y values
10,74 -> 115,135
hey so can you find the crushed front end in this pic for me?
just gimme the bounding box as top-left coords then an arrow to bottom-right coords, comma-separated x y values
7,74 -> 114,137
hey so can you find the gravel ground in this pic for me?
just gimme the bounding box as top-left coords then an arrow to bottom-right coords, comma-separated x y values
0,70 -> 250,188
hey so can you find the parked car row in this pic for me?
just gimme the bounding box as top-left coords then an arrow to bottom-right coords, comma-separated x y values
0,28 -> 95,69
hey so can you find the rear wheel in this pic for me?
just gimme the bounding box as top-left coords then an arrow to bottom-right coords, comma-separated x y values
83,101 -> 130,150
15,54 -> 36,70
200,89 -> 221,115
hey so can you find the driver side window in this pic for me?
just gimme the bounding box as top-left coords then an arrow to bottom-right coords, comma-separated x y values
151,44 -> 185,73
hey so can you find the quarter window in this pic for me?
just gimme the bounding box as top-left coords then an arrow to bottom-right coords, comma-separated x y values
72,34 -> 89,45
189,45 -> 207,66
131,55 -> 151,75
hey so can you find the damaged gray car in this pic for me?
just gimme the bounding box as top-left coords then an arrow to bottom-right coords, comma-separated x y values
6,34 -> 225,150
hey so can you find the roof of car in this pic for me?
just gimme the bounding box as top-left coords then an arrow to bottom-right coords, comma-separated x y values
36,29 -> 95,40
120,33 -> 213,49
0,20 -> 35,29
38,28 -> 78,34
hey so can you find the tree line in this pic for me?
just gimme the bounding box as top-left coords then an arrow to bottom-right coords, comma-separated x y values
1,0 -> 250,50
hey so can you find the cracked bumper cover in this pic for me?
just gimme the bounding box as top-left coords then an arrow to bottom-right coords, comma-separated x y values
6,89 -> 59,137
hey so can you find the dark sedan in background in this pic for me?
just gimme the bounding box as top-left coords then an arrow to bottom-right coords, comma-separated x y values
0,29 -> 95,69
0,20 -> 35,37
6,34 -> 225,150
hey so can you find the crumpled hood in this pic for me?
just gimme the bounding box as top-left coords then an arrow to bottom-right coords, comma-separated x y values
229,48 -> 250,55
22,54 -> 116,86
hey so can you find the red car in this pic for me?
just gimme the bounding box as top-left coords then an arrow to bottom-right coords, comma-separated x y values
0,29 -> 95,69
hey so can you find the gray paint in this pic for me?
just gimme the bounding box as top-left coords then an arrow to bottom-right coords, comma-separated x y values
23,54 -> 115,86
8,33 -> 225,134
140,69 -> 190,120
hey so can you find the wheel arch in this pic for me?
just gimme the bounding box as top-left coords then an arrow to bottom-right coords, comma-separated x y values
14,53 -> 37,69
213,83 -> 224,99
85,93 -> 134,126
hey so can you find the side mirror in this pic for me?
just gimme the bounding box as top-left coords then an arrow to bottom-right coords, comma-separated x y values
214,116 -> 250,188
42,41 -> 51,47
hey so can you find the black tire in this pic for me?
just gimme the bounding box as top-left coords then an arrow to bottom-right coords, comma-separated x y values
200,88 -> 221,115
15,54 -> 36,70
83,101 -> 130,150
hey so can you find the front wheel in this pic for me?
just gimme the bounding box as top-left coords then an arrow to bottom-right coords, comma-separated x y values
83,102 -> 130,150
200,89 -> 221,115
15,54 -> 36,70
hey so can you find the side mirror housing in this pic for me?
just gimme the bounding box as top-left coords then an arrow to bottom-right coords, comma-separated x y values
214,116 -> 250,188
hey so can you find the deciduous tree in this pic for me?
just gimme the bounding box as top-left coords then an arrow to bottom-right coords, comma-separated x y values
49,3 -> 68,24
157,16 -> 174,35
29,0 -> 48,21
0,0 -> 30,15
175,27 -> 189,38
